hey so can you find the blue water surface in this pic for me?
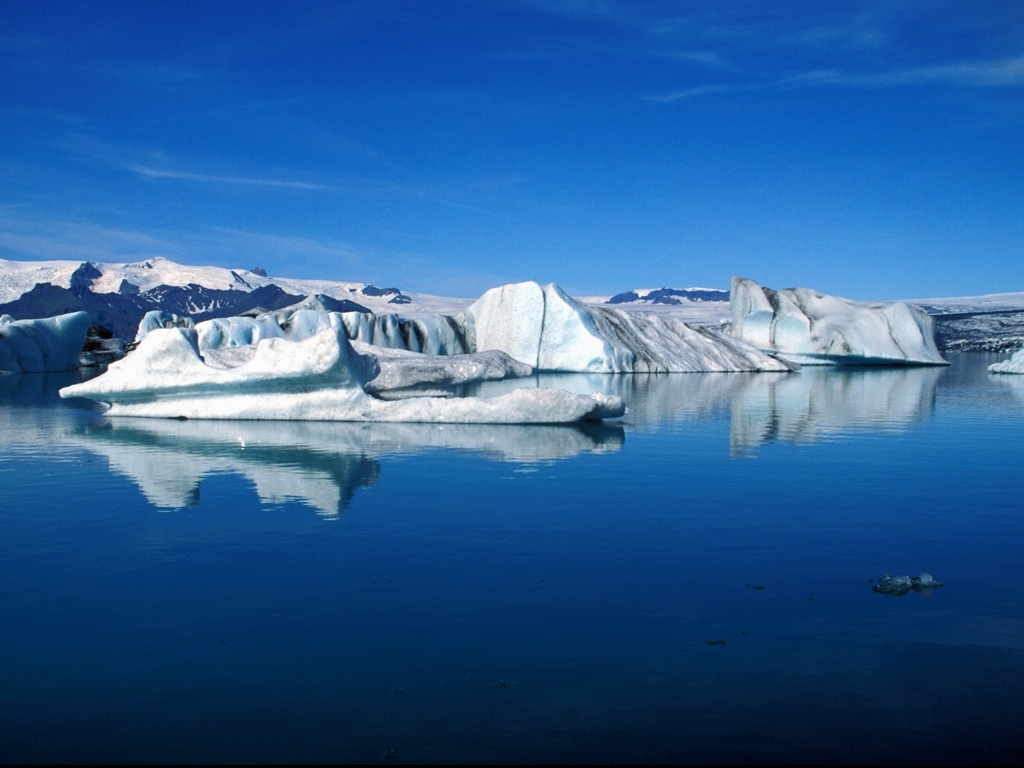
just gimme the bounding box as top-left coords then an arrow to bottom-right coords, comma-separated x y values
1,355 -> 1022,764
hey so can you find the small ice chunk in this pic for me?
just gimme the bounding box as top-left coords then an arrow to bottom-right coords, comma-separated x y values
872,572 -> 944,597
988,347 -> 1024,374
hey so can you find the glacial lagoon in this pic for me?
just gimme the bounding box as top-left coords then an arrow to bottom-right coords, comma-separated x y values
1,355 -> 1022,763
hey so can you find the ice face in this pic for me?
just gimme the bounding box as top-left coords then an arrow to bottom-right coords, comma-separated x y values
59,327 -> 624,423
988,347 -> 1024,374
730,277 -> 948,366
0,311 -> 93,373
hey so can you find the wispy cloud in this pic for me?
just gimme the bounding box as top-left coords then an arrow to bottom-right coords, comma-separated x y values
127,165 -> 330,191
0,210 -> 363,269
787,55 -> 1024,89
642,84 -> 734,103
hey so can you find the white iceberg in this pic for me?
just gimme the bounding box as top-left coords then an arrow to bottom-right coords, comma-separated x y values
134,310 -> 195,342
988,347 -> 1024,374
166,280 -> 787,374
0,311 -> 93,373
730,277 -> 947,366
59,327 -> 623,423
464,281 -> 791,372
193,307 -> 469,356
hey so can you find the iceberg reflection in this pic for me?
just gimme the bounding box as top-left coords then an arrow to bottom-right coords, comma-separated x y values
74,418 -> 624,516
473,368 -> 942,452
729,367 -> 942,453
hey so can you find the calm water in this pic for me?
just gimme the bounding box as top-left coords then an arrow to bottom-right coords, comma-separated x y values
1,355 -> 1022,764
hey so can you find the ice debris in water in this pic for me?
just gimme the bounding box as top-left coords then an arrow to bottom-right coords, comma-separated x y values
872,573 -> 943,597
988,347 -> 1024,375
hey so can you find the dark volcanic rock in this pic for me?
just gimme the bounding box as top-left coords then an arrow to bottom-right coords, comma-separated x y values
362,285 -> 402,297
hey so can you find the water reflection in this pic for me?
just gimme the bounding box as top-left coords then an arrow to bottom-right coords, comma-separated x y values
728,367 -> 942,454
474,367 -> 944,452
0,362 -> 974,514
72,419 -> 624,516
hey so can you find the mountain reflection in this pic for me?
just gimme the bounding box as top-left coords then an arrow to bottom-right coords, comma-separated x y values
74,419 -> 625,516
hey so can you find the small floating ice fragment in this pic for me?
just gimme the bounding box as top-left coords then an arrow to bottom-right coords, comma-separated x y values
872,572 -> 943,597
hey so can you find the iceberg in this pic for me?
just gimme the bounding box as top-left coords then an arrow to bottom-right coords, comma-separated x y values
59,327 -> 624,423
175,280 -> 788,374
134,310 -> 195,342
988,347 -> 1024,374
194,307 -> 469,356
0,311 -> 93,373
464,281 -> 791,372
730,277 -> 947,366
355,343 -> 533,398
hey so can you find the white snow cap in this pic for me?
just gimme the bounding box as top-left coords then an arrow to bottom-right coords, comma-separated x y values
730,277 -> 947,366
0,311 -> 92,373
59,327 -> 624,423
988,347 -> 1024,374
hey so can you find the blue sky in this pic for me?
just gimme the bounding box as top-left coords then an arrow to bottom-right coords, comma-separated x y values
1,1 -> 1022,299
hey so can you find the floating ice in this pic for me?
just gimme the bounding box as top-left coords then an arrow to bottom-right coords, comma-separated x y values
465,281 -> 791,372
0,311 -> 93,373
195,307 -> 468,356
135,310 -> 195,342
731,277 -> 947,366
988,347 -> 1024,374
355,343 -> 533,398
872,573 -> 943,597
184,280 -> 788,373
59,327 -> 623,423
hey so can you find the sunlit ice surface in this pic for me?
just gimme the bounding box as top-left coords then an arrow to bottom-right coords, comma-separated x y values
1,355 -> 1022,763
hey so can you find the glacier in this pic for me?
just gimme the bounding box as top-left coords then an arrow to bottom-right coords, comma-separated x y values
0,311 -> 92,373
59,327 -> 623,423
988,347 -> 1024,374
730,277 -> 947,366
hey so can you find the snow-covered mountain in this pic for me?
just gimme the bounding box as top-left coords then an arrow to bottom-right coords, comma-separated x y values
0,257 -> 471,314
0,257 -> 473,339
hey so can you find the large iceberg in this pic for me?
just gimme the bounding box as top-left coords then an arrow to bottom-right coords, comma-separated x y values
0,311 -> 92,373
730,277 -> 947,366
59,327 -> 623,423
988,347 -> 1024,374
464,281 -> 791,373
167,281 -> 788,374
